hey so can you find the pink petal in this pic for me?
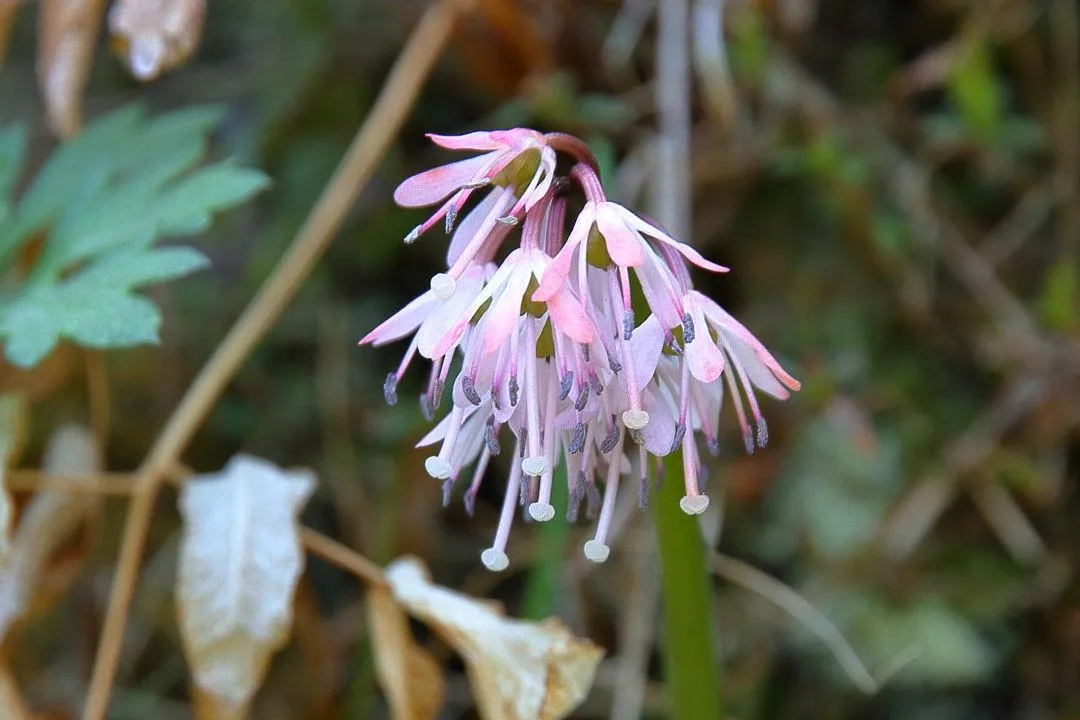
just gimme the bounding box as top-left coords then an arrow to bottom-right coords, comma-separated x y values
641,388 -> 677,456
614,205 -> 729,273
358,292 -> 437,346
694,291 -> 801,393
393,153 -> 496,208
683,297 -> 725,383
629,315 -> 666,391
545,287 -> 596,345
633,252 -> 684,331
417,266 -> 489,359
534,204 -> 595,302
481,264 -> 534,356
596,204 -> 646,267
427,132 -> 505,151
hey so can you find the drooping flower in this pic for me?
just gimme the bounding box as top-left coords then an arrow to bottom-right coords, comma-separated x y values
361,130 -> 800,571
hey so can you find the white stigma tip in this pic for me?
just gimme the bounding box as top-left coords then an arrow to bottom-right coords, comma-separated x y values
480,548 -> 509,572
583,540 -> 610,563
424,456 -> 452,479
528,502 -> 555,522
622,409 -> 650,430
521,456 -> 547,477
430,273 -> 456,300
679,495 -> 710,515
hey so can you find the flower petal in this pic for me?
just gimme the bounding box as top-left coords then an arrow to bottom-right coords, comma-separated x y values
359,292 -> 438,346
535,204 -> 595,302
683,297 -> 725,383
427,132 -> 505,151
394,153 -> 496,208
629,314 -> 666,391
613,205 -> 729,273
596,204 -> 645,267
545,287 -> 596,345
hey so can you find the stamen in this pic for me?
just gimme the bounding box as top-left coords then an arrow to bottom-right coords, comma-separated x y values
623,309 -> 635,341
425,456 -> 452,479
441,477 -> 455,507
485,419 -> 502,456
669,423 -> 687,455
575,383 -> 590,411
383,373 -> 398,406
509,374 -> 520,406
622,409 -> 650,430
497,215 -> 519,226
568,422 -> 587,454
600,419 -> 620,453
757,416 -> 770,448
585,478 -> 601,519
461,375 -> 482,406
681,312 -> 695,344
678,427 -> 710,515
566,475 -> 587,522
404,225 -> 421,245
445,204 -> 458,234
559,371 -> 574,400
419,393 -> 434,422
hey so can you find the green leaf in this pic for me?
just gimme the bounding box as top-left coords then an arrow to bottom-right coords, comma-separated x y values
948,34 -> 1003,141
1038,257 -> 1078,332
157,165 -> 270,235
0,104 -> 267,368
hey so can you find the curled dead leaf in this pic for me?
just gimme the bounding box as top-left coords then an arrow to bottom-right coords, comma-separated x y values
0,394 -> 27,565
385,557 -> 604,720
38,0 -> 108,137
367,584 -> 445,720
0,424 -> 100,642
108,0 -> 205,81
177,454 -> 315,716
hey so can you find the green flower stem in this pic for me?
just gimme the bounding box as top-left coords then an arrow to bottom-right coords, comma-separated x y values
654,451 -> 723,719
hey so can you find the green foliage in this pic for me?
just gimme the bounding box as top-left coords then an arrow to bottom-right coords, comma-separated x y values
0,105 -> 269,368
1039,257 -> 1079,332
948,34 -> 1004,142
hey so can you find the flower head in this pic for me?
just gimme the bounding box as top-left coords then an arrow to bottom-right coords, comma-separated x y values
361,129 -> 800,571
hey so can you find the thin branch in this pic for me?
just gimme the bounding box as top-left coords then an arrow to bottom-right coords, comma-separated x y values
301,528 -> 387,588
713,553 -> 916,694
6,470 -> 136,495
80,3 -> 467,717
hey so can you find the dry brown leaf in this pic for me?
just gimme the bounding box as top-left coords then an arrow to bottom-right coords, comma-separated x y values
0,394 -> 27,565
0,424 -> 100,642
385,557 -> 604,720
38,0 -> 108,137
177,454 -> 315,718
108,0 -> 205,81
366,583 -> 445,720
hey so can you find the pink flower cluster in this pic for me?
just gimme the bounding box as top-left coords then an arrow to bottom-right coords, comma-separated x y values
360,129 -> 800,571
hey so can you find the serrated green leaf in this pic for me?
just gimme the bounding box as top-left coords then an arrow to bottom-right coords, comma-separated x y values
16,105 -> 147,235
0,103 -> 267,368
157,165 -> 270,235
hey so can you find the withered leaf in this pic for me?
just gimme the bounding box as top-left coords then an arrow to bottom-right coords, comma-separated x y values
177,454 -> 315,715
38,0 -> 108,137
367,583 -> 445,720
385,557 -> 604,720
109,0 -> 205,81
0,424 -> 99,642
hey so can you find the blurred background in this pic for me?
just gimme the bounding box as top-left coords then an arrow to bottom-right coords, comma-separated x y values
2,0 -> 1079,718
